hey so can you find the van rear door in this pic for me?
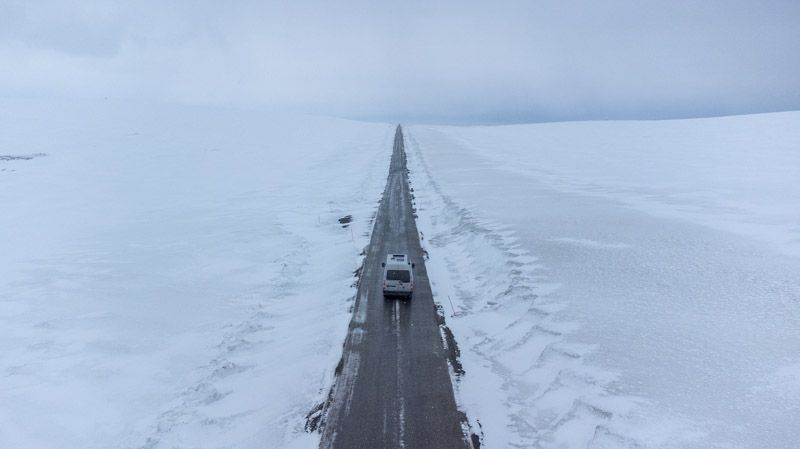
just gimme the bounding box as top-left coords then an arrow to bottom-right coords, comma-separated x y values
384,268 -> 412,293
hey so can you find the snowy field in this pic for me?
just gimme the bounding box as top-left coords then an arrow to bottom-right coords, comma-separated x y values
406,113 -> 800,449
0,99 -> 393,449
4,100 -> 799,449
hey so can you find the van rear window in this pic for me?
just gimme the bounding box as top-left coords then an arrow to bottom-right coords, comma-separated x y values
386,270 -> 410,282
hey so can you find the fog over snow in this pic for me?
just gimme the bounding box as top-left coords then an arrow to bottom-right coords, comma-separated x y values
1,0 -> 799,123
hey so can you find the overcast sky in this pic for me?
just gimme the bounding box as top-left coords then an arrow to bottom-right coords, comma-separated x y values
2,0 -> 798,123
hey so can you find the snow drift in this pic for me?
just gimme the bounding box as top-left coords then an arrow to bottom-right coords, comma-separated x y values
406,113 -> 800,449
0,99 -> 393,449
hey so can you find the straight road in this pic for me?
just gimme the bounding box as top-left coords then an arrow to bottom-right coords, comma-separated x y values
319,126 -> 467,448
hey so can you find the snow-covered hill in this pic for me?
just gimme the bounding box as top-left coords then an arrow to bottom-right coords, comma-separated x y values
406,113 -> 800,449
0,99 -> 393,449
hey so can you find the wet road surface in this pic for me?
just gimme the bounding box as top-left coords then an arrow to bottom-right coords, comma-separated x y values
319,126 -> 467,449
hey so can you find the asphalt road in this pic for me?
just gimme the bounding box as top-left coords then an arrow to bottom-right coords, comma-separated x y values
319,126 -> 467,449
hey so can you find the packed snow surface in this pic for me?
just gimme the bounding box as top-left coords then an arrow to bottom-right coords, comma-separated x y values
406,113 -> 800,449
0,99 -> 393,449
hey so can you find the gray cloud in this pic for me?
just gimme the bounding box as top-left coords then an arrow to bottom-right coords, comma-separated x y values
1,0 -> 798,123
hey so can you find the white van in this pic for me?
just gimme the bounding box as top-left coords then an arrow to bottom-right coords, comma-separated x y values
382,254 -> 415,298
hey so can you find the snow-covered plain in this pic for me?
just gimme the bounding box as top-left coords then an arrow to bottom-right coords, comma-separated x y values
406,113 -> 800,449
0,99 -> 393,449
4,100 -> 799,449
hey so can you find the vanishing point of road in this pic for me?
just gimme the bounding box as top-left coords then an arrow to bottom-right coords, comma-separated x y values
319,126 -> 468,448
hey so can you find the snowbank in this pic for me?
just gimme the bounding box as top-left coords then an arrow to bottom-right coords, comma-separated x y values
0,99 -> 393,449
406,113 -> 800,449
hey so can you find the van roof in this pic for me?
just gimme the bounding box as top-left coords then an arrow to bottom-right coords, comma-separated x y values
386,254 -> 409,264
